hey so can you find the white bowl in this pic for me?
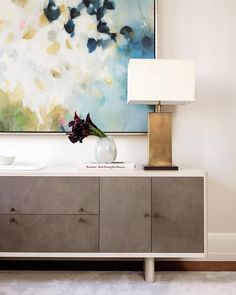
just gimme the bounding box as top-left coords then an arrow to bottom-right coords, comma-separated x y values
0,155 -> 16,165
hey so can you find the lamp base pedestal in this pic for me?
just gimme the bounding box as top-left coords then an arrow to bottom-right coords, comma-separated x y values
147,112 -> 178,171
143,165 -> 179,171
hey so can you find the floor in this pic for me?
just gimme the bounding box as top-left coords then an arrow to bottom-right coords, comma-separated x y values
0,271 -> 235,295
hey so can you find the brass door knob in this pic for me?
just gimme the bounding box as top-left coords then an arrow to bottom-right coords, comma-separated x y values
78,218 -> 85,223
144,213 -> 151,218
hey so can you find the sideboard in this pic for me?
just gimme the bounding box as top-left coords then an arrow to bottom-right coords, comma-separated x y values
0,168 -> 207,282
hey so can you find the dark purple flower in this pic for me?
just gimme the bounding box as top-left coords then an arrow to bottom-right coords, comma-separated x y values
86,113 -> 97,128
67,112 -> 90,143
67,112 -> 107,143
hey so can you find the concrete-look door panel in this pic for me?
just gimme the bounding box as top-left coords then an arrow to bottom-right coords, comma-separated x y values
0,177 -> 99,214
152,177 -> 204,253
100,177 -> 151,253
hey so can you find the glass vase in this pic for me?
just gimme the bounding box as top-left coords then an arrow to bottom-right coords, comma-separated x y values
94,136 -> 117,163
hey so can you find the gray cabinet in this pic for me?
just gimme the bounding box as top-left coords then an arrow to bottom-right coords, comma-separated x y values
100,177 -> 151,252
152,177 -> 204,253
0,174 -> 205,255
0,215 -> 98,252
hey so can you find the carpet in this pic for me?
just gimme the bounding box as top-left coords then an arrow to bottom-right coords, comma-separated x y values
0,271 -> 235,295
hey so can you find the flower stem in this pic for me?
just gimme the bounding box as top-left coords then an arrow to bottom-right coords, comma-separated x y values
90,126 -> 107,138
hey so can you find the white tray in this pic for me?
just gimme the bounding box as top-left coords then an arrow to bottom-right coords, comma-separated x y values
0,163 -> 45,171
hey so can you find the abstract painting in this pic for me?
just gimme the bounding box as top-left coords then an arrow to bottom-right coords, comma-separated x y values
0,0 -> 155,132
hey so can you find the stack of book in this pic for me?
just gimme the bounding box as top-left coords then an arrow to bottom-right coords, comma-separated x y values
78,162 -> 136,171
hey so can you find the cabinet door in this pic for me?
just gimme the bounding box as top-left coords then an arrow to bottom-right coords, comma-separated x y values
100,177 -> 151,253
0,215 -> 98,252
0,177 -> 99,214
152,177 -> 204,253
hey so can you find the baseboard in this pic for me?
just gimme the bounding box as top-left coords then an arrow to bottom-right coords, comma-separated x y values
158,233 -> 236,261
208,233 -> 236,261
207,233 -> 236,261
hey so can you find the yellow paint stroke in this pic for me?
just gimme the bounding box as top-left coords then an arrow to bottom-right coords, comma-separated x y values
60,4 -> 69,19
23,29 -> 36,40
66,38 -> 72,49
6,32 -> 15,43
12,85 -> 25,103
88,23 -> 96,32
39,13 -> 49,27
0,20 -> 4,32
35,79 -> 44,90
51,69 -> 61,79
1,84 -> 25,104
11,0 -> 28,7
47,41 -> 61,55
4,80 -> 11,90
104,76 -> 113,86
0,89 -> 8,103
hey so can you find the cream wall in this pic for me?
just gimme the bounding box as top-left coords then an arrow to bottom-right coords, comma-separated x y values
0,0 -> 236,259
158,0 -> 236,234
157,0 -> 236,259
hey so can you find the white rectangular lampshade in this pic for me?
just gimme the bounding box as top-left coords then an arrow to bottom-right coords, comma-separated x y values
127,59 -> 195,105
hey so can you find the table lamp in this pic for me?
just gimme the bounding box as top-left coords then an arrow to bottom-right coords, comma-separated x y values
127,59 -> 195,170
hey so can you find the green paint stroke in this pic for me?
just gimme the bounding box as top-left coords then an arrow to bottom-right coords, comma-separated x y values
0,89 -> 38,131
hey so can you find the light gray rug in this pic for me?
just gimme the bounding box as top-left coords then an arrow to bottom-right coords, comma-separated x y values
0,271 -> 236,295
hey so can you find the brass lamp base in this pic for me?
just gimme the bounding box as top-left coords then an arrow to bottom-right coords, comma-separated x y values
145,112 -> 178,170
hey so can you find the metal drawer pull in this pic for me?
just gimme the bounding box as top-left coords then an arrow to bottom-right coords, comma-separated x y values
9,218 -> 16,223
78,218 -> 85,223
153,212 -> 160,218
10,208 -> 15,212
144,213 -> 151,218
79,208 -> 85,213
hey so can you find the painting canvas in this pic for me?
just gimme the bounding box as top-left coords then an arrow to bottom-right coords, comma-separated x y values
0,0 -> 155,132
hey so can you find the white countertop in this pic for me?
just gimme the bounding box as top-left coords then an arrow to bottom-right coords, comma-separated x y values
0,166 -> 206,177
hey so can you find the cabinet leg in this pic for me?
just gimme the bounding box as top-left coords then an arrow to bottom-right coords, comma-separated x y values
144,258 -> 155,283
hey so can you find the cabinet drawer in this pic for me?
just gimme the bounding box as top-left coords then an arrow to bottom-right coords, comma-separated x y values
0,177 -> 99,214
0,215 -> 98,252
